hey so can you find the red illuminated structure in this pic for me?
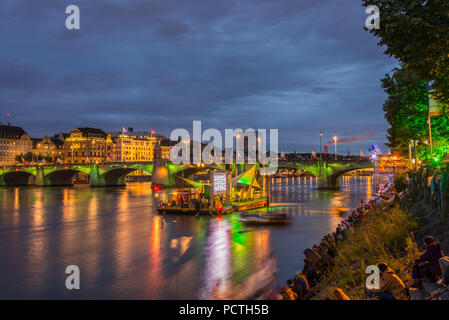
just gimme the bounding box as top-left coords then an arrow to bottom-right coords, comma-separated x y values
377,155 -> 408,174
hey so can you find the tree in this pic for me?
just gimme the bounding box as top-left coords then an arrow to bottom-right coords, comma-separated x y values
382,67 -> 449,159
363,0 -> 449,105
23,152 -> 33,163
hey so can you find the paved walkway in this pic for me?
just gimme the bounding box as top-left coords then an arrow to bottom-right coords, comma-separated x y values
410,281 -> 449,300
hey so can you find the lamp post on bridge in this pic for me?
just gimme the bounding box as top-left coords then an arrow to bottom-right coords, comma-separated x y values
320,131 -> 323,162
333,136 -> 337,161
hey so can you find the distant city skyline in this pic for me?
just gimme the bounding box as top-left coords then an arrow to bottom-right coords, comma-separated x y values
1,0 -> 396,154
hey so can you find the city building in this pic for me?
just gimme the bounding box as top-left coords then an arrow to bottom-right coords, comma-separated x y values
63,128 -> 113,164
119,127 -> 166,141
32,136 -> 64,161
111,131 -> 157,162
0,124 -> 33,166
110,128 -> 174,162
159,138 -> 177,160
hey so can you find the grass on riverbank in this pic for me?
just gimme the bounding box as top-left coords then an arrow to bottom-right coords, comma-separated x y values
314,204 -> 421,300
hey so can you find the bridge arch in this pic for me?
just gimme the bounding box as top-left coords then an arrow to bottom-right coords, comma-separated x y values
102,168 -> 142,186
327,167 -> 373,189
276,160 -> 373,189
0,171 -> 35,186
44,169 -> 86,186
276,162 -> 321,177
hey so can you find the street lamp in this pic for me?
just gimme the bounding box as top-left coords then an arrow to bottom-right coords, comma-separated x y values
333,136 -> 337,160
320,131 -> 323,162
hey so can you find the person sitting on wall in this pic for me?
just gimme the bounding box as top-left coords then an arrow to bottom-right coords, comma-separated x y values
292,272 -> 310,300
438,256 -> 449,286
280,284 -> 297,300
417,236 -> 445,281
365,263 -> 409,300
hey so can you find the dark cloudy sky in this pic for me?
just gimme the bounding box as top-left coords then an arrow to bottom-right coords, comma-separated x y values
1,0 -> 397,153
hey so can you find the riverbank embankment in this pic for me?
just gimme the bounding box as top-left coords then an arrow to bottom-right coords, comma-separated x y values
310,167 -> 449,300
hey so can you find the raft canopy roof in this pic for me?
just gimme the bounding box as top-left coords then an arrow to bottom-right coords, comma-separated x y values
232,165 -> 261,188
179,165 -> 261,190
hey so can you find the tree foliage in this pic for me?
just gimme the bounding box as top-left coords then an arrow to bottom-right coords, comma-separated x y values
15,152 -> 53,163
363,0 -> 449,105
382,67 -> 449,159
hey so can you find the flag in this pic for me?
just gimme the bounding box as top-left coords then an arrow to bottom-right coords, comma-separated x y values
429,96 -> 444,117
311,150 -> 317,159
151,130 -> 156,135
427,82 -> 444,119
360,150 -> 365,157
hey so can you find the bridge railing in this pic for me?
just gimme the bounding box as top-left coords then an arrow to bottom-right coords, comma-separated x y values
278,159 -> 372,164
1,161 -> 156,170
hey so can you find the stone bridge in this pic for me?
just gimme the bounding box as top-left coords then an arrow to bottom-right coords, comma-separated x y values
0,161 -> 231,188
0,163 -> 154,187
277,160 -> 373,189
0,160 -> 373,189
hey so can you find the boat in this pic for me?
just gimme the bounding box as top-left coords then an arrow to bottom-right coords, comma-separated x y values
238,211 -> 291,225
329,207 -> 349,215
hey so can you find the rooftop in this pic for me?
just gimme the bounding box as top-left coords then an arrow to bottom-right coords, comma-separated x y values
0,124 -> 29,139
74,127 -> 108,137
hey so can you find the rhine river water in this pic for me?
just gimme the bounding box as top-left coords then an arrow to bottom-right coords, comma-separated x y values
0,176 -> 374,299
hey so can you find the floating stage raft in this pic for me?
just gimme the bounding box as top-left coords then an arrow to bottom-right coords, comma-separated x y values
156,206 -> 234,216
233,197 -> 268,211
156,197 -> 268,216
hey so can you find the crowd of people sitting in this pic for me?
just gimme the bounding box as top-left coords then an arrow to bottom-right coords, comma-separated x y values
278,180 -> 449,300
365,235 -> 449,300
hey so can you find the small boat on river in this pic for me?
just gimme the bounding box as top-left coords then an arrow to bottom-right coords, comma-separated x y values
238,211 -> 291,225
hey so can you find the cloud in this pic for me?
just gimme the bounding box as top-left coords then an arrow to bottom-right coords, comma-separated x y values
0,0 -> 396,153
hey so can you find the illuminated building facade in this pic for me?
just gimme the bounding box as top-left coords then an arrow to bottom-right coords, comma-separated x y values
32,136 -> 64,160
0,124 -> 33,165
112,133 -> 156,162
63,128 -> 113,164
111,128 -> 174,162
159,139 -> 177,160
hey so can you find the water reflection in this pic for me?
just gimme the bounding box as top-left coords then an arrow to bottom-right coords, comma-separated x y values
0,177 -> 373,299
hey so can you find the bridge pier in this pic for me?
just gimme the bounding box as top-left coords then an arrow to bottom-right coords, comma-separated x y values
316,175 -> 340,190
35,166 -> 48,187
152,160 -> 178,187
90,164 -> 106,187
0,174 -> 6,186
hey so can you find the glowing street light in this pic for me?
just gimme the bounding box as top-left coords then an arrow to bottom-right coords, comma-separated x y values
333,136 -> 337,160
320,131 -> 323,162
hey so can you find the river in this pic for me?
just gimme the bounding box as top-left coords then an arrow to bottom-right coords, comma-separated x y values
0,176 -> 374,299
